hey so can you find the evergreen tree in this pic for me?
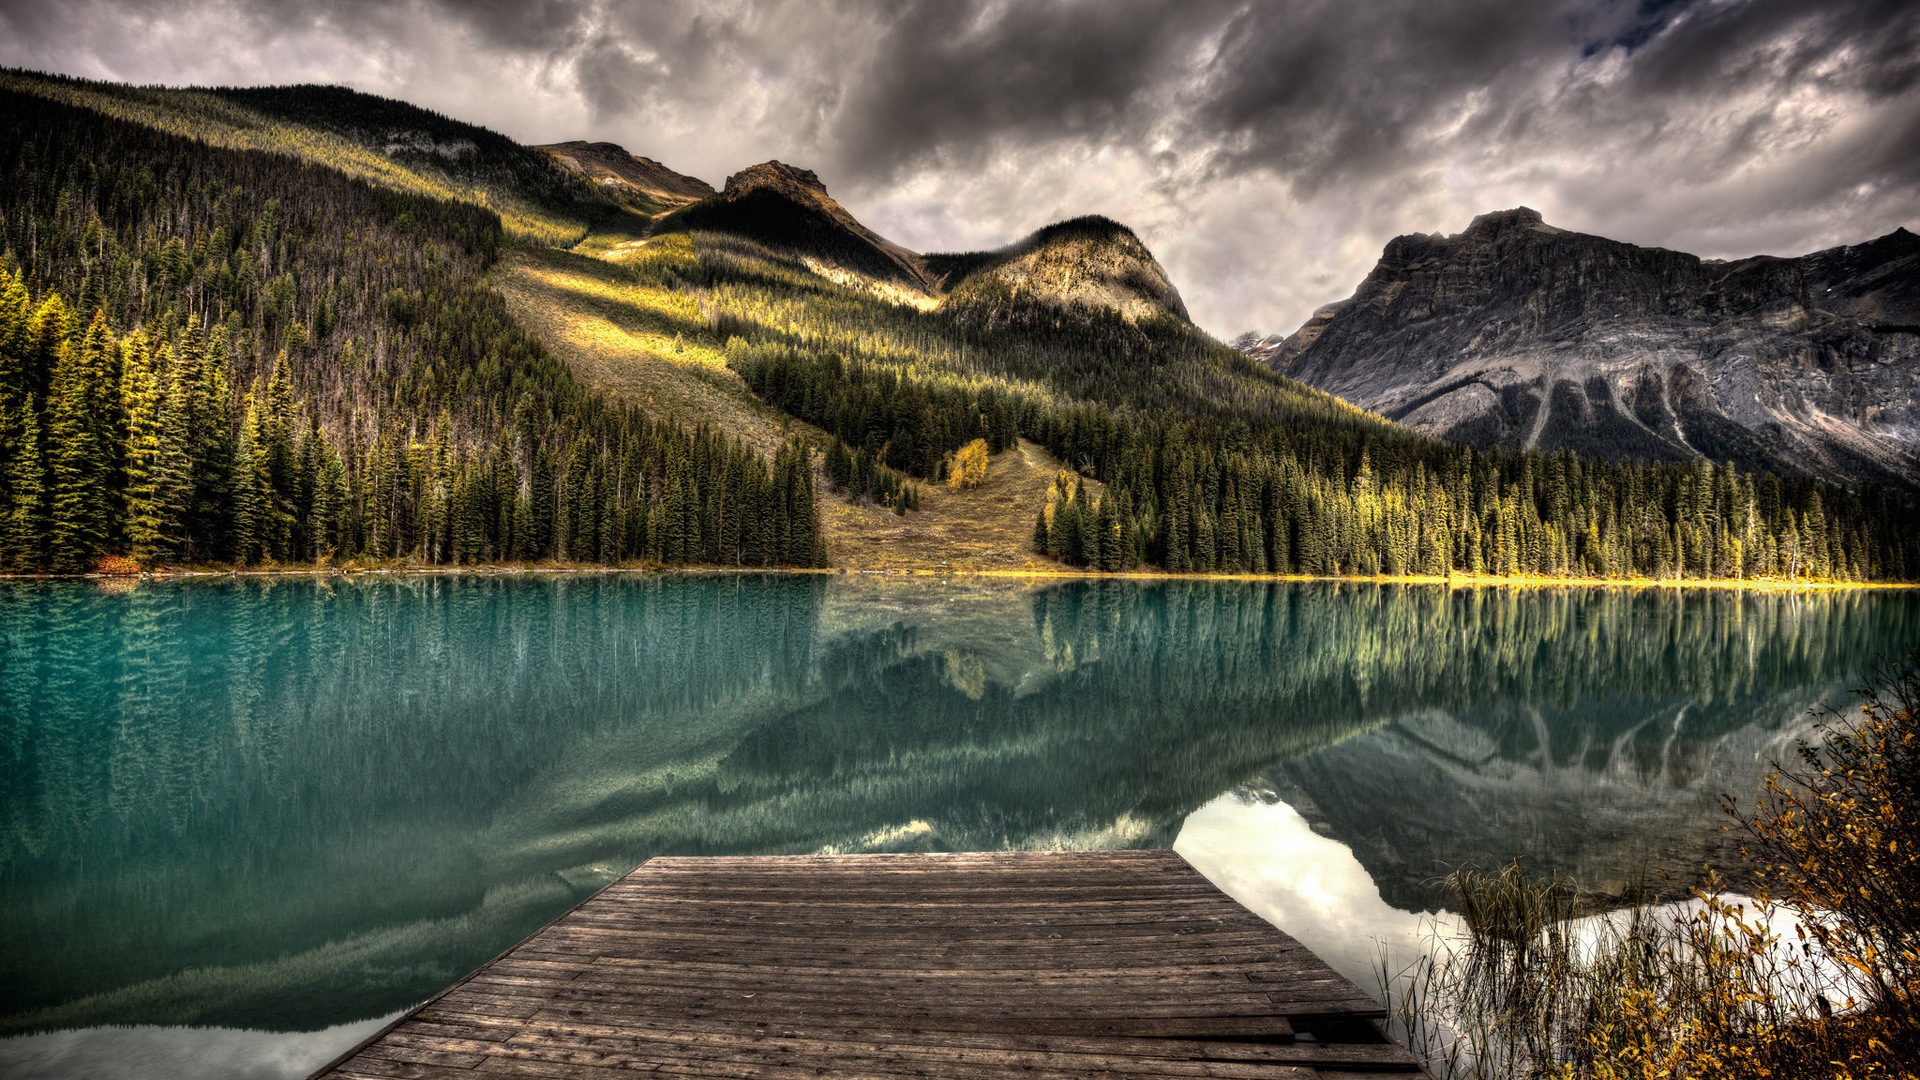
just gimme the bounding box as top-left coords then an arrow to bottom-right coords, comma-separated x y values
1,395 -> 47,569
231,398 -> 271,564
46,315 -> 116,570
121,335 -> 190,564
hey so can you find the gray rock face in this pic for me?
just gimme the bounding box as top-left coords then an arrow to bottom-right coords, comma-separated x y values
1254,209 -> 1920,487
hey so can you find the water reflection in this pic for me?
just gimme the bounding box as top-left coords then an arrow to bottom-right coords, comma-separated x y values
0,1011 -> 402,1080
0,576 -> 1911,1053
1176,793 -> 1450,994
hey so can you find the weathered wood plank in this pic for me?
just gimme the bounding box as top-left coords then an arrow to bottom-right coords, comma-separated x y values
506,1014 -> 1418,1069
313,850 -> 1420,1080
484,1022 -> 1304,1073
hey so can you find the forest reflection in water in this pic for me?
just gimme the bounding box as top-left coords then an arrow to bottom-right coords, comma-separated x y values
0,574 -> 1911,1048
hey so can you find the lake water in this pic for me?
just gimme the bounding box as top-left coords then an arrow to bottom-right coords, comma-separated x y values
1,575 -> 1913,1078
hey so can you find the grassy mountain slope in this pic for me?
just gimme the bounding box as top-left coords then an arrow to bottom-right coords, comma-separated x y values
491,241 -> 796,453
493,231 -> 1089,569
0,69 -> 640,245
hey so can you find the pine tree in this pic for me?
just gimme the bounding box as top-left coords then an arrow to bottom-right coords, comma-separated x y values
1,394 -> 46,569
25,295 -> 75,401
312,444 -> 349,561
1093,494 -> 1120,571
262,353 -> 298,498
122,334 -> 183,564
46,314 -> 116,571
178,322 -> 233,561
529,444 -> 556,559
0,268 -> 31,376
231,398 -> 272,564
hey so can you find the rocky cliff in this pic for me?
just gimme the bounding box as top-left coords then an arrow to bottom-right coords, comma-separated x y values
1253,209 -> 1920,487
535,140 -> 715,211
651,160 -> 936,294
931,216 -> 1191,326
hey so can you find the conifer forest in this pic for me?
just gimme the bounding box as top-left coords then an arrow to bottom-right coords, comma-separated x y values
1,72 -> 1916,581
0,87 -> 825,572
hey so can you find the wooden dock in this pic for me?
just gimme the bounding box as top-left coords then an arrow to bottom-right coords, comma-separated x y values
314,850 -> 1424,1079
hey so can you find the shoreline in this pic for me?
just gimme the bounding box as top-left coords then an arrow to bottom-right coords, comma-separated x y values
0,563 -> 1911,591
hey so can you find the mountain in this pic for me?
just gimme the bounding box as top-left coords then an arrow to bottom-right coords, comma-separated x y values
1,69 -> 1915,582
1269,699 -> 1800,910
0,74 -> 826,573
651,161 -> 936,293
1251,208 -> 1920,488
932,216 -> 1190,326
644,170 -> 1189,325
535,140 -> 715,214
0,70 -> 645,246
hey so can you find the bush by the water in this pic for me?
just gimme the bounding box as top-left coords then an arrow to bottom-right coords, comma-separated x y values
1387,653 -> 1920,1078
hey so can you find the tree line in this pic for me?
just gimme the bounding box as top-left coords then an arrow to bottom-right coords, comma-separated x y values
652,229 -> 1920,581
0,87 -> 824,571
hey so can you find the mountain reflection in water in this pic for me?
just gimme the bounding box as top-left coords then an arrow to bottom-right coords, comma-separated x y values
1,576 -> 1909,1060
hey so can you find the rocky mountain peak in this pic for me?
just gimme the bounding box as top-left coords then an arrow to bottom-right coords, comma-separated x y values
933,215 -> 1190,326
722,160 -> 829,200
535,140 -> 714,208
1800,224 -> 1920,330
654,160 -> 934,294
1248,210 -> 1920,487
1464,205 -> 1546,234
567,140 -> 628,156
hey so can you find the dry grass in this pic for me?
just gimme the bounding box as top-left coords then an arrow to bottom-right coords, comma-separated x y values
493,245 -> 1084,574
491,245 -> 801,455
821,439 -> 1089,572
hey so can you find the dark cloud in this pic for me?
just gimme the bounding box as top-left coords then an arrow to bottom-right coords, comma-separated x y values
1190,0 -> 1561,195
415,0 -> 592,53
1,0 -> 1916,337
831,0 -> 1228,176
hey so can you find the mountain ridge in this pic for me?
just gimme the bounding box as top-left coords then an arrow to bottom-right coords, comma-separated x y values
534,140 -> 715,213
644,164 -> 1192,327
1246,208 -> 1920,487
649,160 -> 938,294
931,215 -> 1191,327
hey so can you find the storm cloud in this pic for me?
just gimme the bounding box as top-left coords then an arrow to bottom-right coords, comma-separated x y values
3,0 -> 1917,338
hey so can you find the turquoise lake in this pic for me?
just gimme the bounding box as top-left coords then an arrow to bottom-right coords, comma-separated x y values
1,575 -> 1914,1077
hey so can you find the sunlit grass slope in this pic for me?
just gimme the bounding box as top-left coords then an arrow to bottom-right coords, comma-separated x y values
497,233 -> 1098,569
539,227 -> 1378,570
492,241 -> 800,454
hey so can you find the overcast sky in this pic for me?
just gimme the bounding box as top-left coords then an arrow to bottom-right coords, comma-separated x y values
4,0 -> 1916,338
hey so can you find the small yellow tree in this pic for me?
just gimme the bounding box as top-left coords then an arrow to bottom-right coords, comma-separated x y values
947,438 -> 990,489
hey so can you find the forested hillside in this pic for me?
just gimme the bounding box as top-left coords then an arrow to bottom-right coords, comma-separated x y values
609,222 -> 1920,581
0,70 -> 636,246
0,87 -> 825,572
1,68 -> 1914,582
